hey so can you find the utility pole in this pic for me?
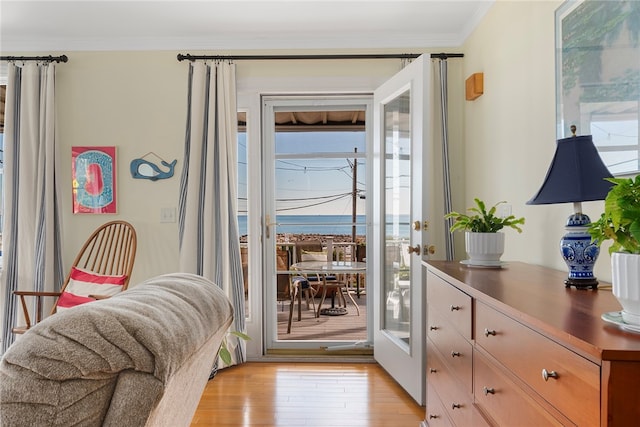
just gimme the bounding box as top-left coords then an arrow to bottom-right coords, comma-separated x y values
352,148 -> 357,244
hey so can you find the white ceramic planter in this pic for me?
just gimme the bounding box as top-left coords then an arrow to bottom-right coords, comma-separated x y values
465,232 -> 505,263
612,252 -> 640,325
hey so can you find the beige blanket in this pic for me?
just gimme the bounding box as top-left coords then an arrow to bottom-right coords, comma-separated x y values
0,272 -> 234,426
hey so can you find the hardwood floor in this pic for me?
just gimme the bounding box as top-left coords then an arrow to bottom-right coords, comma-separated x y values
191,362 -> 425,426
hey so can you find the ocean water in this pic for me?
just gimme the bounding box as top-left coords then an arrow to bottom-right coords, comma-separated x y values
238,214 -> 409,236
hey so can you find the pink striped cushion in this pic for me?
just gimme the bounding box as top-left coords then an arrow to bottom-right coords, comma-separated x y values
56,267 -> 127,311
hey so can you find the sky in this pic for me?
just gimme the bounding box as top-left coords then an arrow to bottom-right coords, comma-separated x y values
238,130 -> 366,217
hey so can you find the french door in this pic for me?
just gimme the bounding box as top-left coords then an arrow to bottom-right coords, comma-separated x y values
372,54 -> 431,405
262,95 -> 372,352
255,57 -> 433,404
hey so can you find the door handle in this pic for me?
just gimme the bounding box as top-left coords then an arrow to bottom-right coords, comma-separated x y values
265,215 -> 271,238
407,244 -> 421,254
407,244 -> 435,256
412,220 -> 429,231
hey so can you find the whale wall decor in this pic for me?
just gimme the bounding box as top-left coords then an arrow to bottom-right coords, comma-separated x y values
130,152 -> 177,181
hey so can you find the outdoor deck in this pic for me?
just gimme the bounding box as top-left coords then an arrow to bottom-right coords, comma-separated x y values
277,291 -> 368,342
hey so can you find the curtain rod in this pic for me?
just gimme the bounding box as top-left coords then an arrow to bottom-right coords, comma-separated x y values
177,52 -> 463,62
0,55 -> 68,63
430,53 -> 464,59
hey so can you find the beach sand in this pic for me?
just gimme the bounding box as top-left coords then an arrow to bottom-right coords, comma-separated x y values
241,233 -> 366,244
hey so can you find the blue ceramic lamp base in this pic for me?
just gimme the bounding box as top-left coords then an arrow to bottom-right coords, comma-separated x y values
560,213 -> 599,290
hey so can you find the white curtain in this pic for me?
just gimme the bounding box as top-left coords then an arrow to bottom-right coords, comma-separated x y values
178,61 -> 246,368
1,62 -> 64,354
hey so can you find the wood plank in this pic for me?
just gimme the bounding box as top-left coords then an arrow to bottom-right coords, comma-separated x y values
277,291 -> 367,342
191,362 -> 424,426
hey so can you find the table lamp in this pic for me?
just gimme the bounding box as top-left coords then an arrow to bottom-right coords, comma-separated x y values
527,126 -> 613,289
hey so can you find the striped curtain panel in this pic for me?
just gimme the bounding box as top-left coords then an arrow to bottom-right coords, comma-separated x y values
430,58 -> 464,263
178,61 -> 246,368
1,62 -> 64,354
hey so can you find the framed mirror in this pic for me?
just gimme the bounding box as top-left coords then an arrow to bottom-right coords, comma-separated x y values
556,0 -> 640,175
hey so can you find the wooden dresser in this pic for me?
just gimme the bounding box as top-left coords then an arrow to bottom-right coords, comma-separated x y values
423,261 -> 640,427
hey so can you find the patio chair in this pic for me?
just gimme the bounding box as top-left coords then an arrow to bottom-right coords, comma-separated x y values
286,275 -> 317,333
294,240 -> 359,316
294,240 -> 334,295
12,220 -> 137,334
327,241 -> 361,316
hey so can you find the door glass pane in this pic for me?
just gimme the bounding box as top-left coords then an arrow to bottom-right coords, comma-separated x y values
238,124 -> 249,319
383,90 -> 411,345
274,126 -> 367,342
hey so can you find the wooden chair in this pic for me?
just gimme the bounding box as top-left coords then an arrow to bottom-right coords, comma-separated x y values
12,220 -> 137,334
286,274 -> 317,334
294,240 -> 330,293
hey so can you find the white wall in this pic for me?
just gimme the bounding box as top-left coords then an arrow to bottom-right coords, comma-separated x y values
55,52 -> 186,285
462,0 -> 613,282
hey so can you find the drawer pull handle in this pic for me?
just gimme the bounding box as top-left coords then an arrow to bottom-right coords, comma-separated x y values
542,369 -> 558,381
451,403 -> 462,410
451,351 -> 461,357
429,414 -> 439,419
430,368 -> 437,373
450,305 -> 461,311
484,328 -> 497,337
429,326 -> 439,331
483,386 -> 495,395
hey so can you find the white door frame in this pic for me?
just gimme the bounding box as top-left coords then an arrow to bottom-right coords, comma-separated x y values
261,94 -> 373,352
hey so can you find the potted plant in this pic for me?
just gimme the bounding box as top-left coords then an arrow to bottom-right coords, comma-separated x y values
589,176 -> 640,325
210,330 -> 252,379
445,198 -> 525,265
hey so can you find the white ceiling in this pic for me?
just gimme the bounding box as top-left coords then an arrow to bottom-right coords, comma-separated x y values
1,0 -> 494,52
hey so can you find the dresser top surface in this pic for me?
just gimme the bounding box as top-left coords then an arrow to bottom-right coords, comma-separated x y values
426,260 -> 640,361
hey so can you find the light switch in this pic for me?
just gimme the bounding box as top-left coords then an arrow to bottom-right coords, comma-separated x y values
160,207 -> 176,223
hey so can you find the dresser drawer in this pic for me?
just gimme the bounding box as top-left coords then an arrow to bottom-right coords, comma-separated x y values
426,382 -> 453,427
427,340 -> 489,427
475,301 -> 599,427
474,349 -> 569,427
428,307 -> 473,394
427,271 -> 472,339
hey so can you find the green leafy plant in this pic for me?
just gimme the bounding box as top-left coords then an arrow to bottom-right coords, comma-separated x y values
219,331 -> 251,365
589,176 -> 640,255
445,198 -> 525,233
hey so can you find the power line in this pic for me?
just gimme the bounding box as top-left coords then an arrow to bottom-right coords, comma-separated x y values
277,192 -> 352,202
276,193 -> 352,212
276,159 -> 353,172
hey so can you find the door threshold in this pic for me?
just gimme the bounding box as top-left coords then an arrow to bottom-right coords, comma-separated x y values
262,347 -> 374,362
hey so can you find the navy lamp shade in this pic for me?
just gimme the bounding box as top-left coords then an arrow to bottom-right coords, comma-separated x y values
527,132 -> 614,289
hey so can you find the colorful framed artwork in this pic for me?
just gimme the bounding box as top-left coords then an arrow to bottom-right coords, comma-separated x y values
72,146 -> 117,214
